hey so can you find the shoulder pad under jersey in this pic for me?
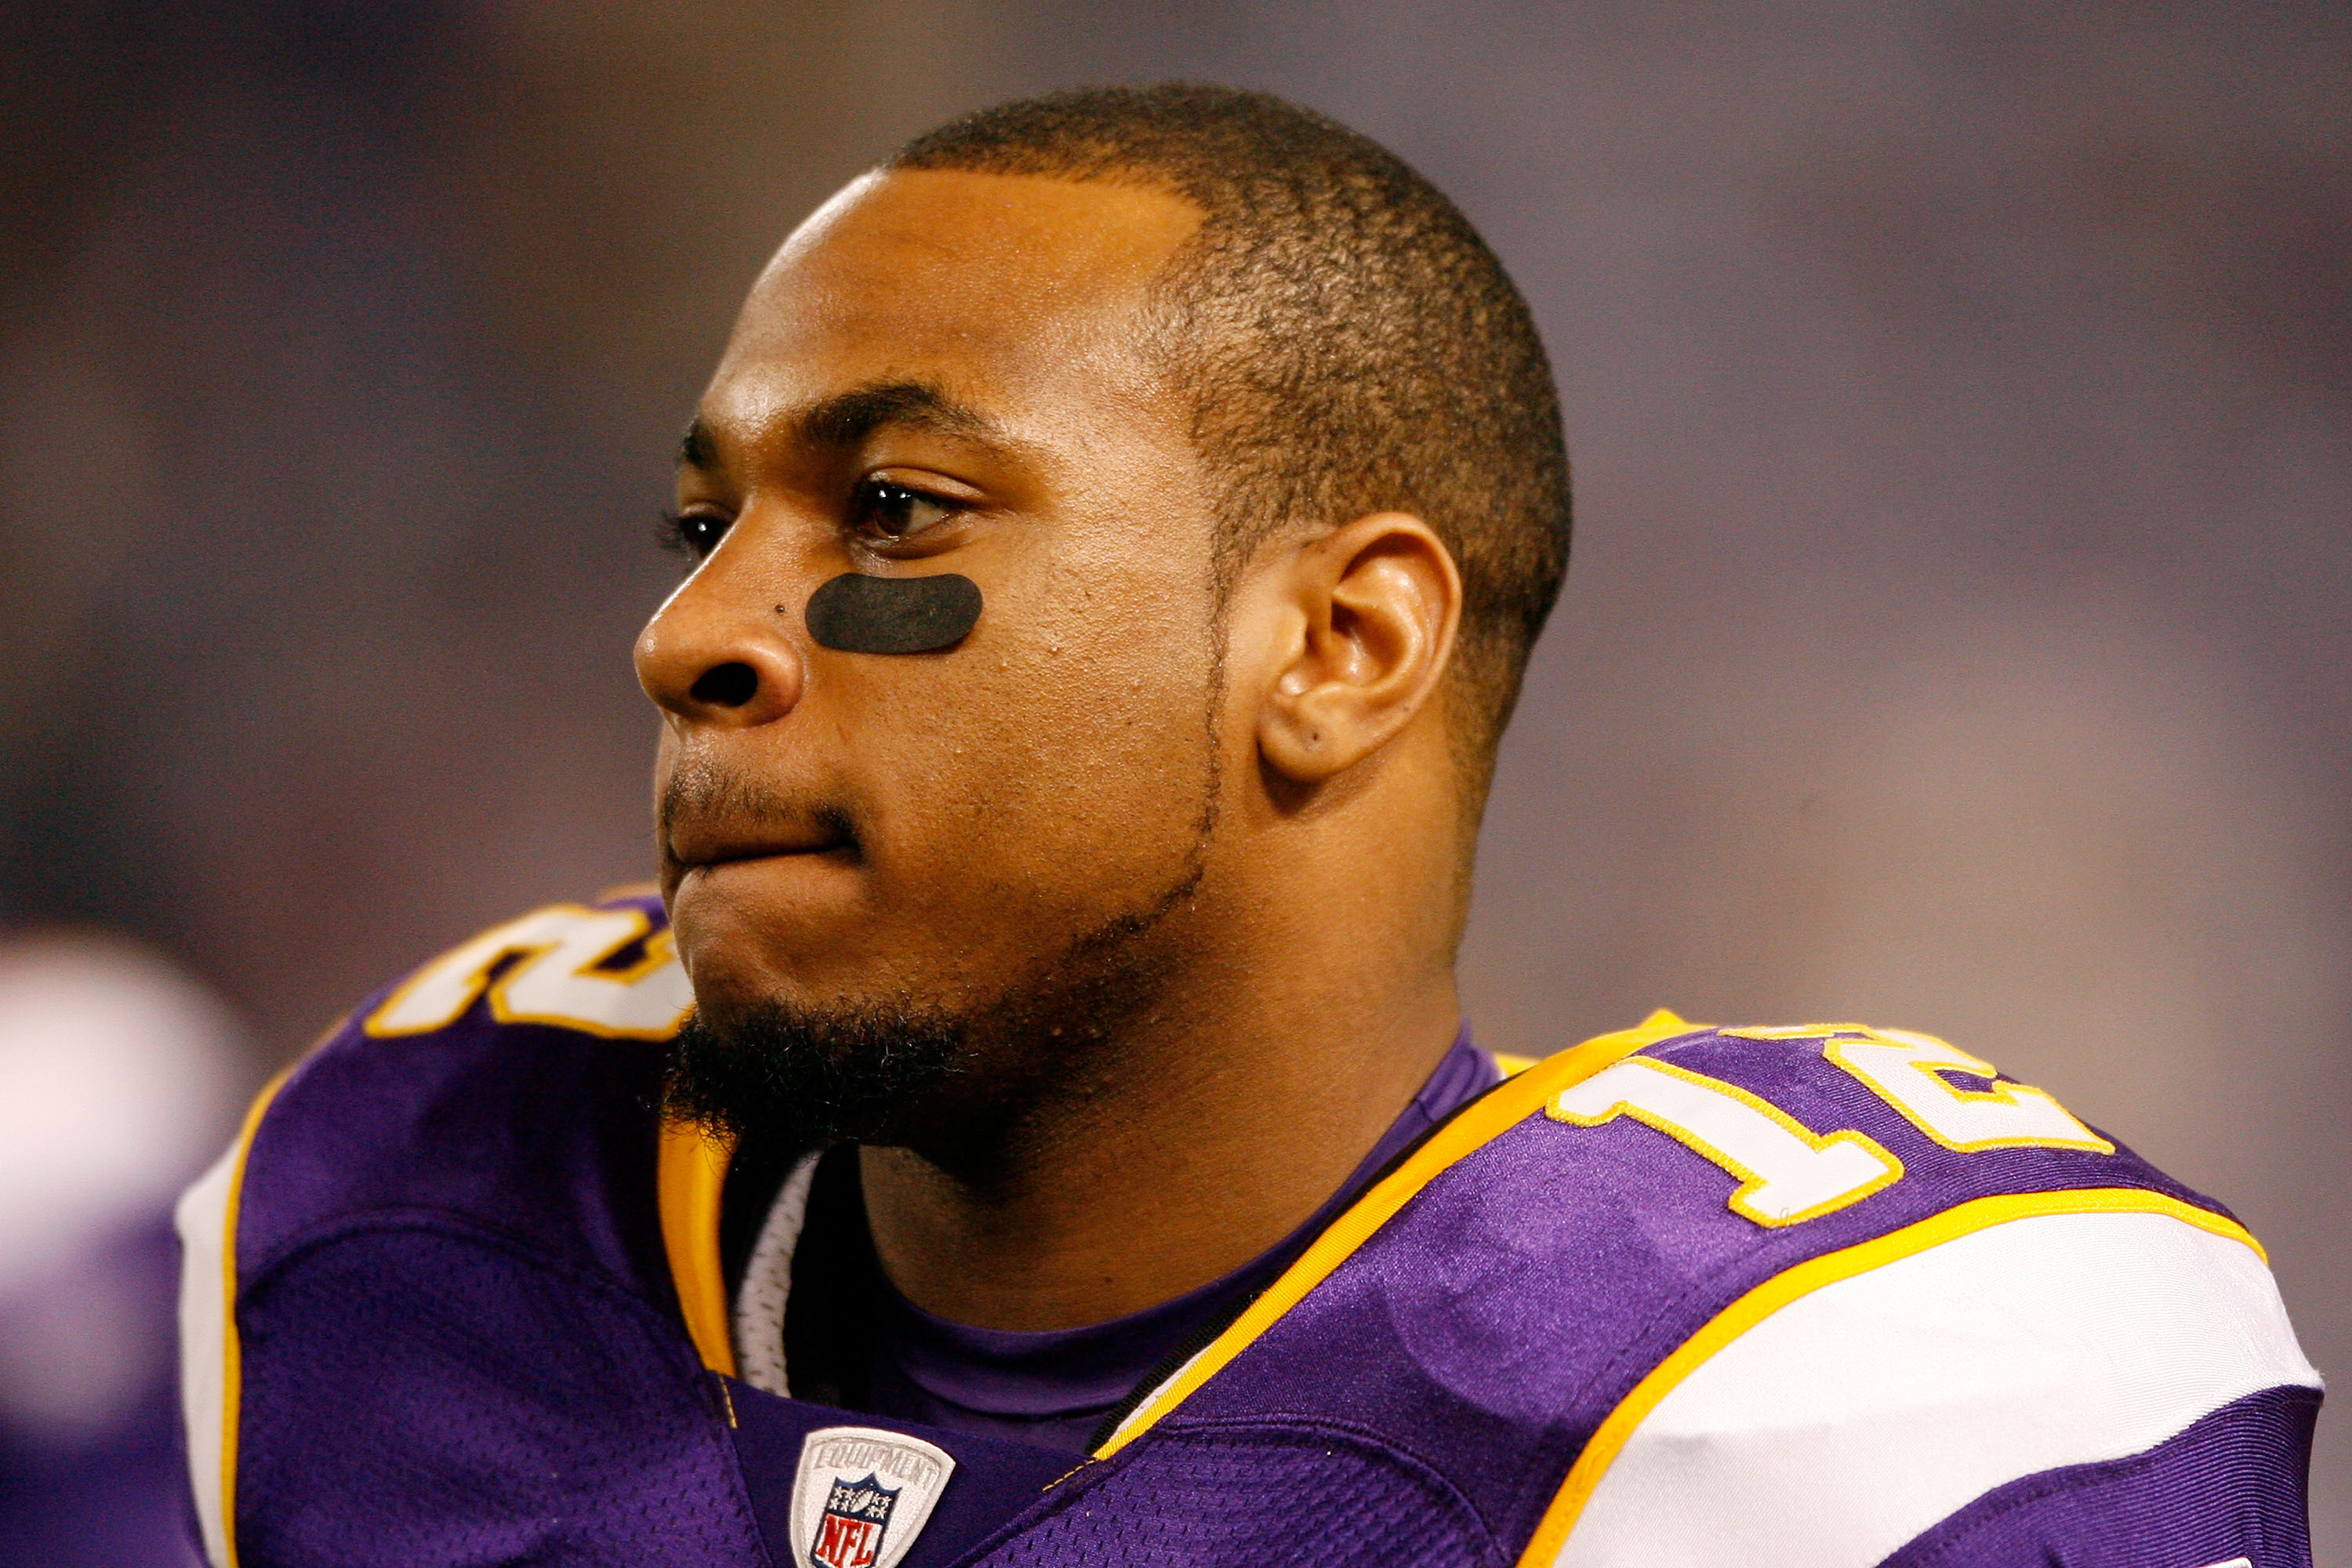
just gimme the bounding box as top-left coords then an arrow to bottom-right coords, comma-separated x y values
172,892 -> 754,1568
1083,1012 -> 2318,1568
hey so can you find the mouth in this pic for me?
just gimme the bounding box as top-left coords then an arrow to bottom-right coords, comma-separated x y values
664,810 -> 859,877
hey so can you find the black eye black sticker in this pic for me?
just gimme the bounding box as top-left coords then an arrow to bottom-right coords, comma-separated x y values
804,572 -> 982,655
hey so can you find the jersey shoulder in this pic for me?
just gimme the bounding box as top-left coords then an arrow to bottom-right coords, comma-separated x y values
1442,1009 -> 2241,1324
1507,1017 -> 2322,1566
172,891 -> 739,1568
357,887 -> 693,1044
1110,1013 -> 2318,1567
1534,1012 -> 2218,1228
208,887 -> 692,1300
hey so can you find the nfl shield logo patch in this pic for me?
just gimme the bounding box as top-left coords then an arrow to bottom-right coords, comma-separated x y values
789,1427 -> 956,1568
811,1474 -> 896,1568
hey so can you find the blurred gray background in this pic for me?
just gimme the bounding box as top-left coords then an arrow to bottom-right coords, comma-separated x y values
2,1 -> 2345,1559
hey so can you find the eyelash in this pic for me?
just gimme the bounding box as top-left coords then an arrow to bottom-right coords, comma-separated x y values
657,481 -> 964,563
657,509 -> 728,561
848,479 -> 960,544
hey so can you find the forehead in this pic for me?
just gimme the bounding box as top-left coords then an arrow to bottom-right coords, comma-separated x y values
705,169 -> 1203,440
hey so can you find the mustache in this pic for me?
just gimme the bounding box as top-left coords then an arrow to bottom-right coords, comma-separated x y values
658,755 -> 858,860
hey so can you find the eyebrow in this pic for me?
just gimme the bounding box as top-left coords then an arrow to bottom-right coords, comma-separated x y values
676,380 -> 1012,472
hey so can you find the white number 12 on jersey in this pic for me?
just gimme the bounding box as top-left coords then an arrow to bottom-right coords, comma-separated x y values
1546,1025 -> 2110,1226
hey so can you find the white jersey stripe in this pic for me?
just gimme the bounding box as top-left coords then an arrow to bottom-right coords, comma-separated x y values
175,1070 -> 292,1568
174,1136 -> 242,1568
1557,1210 -> 2319,1568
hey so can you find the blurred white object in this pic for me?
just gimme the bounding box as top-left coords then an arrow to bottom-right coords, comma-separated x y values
0,931 -> 244,1430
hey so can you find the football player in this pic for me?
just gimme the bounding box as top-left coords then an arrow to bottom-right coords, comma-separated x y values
179,85 -> 2320,1567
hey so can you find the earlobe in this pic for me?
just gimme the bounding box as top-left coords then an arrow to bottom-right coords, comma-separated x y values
1255,514 -> 1461,785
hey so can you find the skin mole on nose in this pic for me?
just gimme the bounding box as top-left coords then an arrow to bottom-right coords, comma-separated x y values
804,572 -> 983,655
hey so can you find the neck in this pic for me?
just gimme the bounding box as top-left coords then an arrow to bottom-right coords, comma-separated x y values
856,949 -> 1461,1331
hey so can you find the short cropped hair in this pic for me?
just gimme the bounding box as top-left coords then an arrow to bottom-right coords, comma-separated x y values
891,84 -> 1571,782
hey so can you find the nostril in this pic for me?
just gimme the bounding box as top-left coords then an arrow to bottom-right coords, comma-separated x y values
690,662 -> 759,708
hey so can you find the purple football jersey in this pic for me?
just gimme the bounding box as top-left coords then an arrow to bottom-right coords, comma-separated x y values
178,894 -> 2321,1567
776,1032 -> 1500,1454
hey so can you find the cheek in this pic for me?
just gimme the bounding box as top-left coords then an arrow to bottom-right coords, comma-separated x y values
863,590 -> 1218,914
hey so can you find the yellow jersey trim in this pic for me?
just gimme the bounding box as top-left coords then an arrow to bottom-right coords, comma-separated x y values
1092,1009 -> 1695,1460
1510,1186 -> 2267,1567
361,904 -> 691,1044
659,1118 -> 739,1377
1544,1056 -> 1906,1226
215,1065 -> 296,1568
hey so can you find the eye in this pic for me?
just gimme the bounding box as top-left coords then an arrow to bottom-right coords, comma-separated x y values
659,509 -> 731,561
849,480 -> 958,543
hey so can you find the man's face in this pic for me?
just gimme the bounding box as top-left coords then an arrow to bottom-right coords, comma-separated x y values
636,170 -> 1222,1052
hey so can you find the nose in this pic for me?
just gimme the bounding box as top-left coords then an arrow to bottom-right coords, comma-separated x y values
634,557 -> 807,728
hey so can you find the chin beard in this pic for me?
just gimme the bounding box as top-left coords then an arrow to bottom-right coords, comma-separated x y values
666,681 -> 1225,1163
662,997 -> 971,1156
662,858 -> 1208,1165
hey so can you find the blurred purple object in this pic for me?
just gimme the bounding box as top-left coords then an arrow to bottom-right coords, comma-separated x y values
0,934 -> 243,1568
0,1219 -> 198,1568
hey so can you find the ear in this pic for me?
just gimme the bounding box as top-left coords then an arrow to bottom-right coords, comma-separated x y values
1255,512 -> 1463,784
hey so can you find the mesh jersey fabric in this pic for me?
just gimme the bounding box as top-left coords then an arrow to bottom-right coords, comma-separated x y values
961,1418 -> 1491,1568
232,1224 -> 765,1567
184,895 -> 2321,1568
768,1032 -> 1502,1451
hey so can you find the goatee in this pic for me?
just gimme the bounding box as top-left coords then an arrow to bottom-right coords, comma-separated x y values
663,757 -> 1218,1164
662,999 -> 969,1156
